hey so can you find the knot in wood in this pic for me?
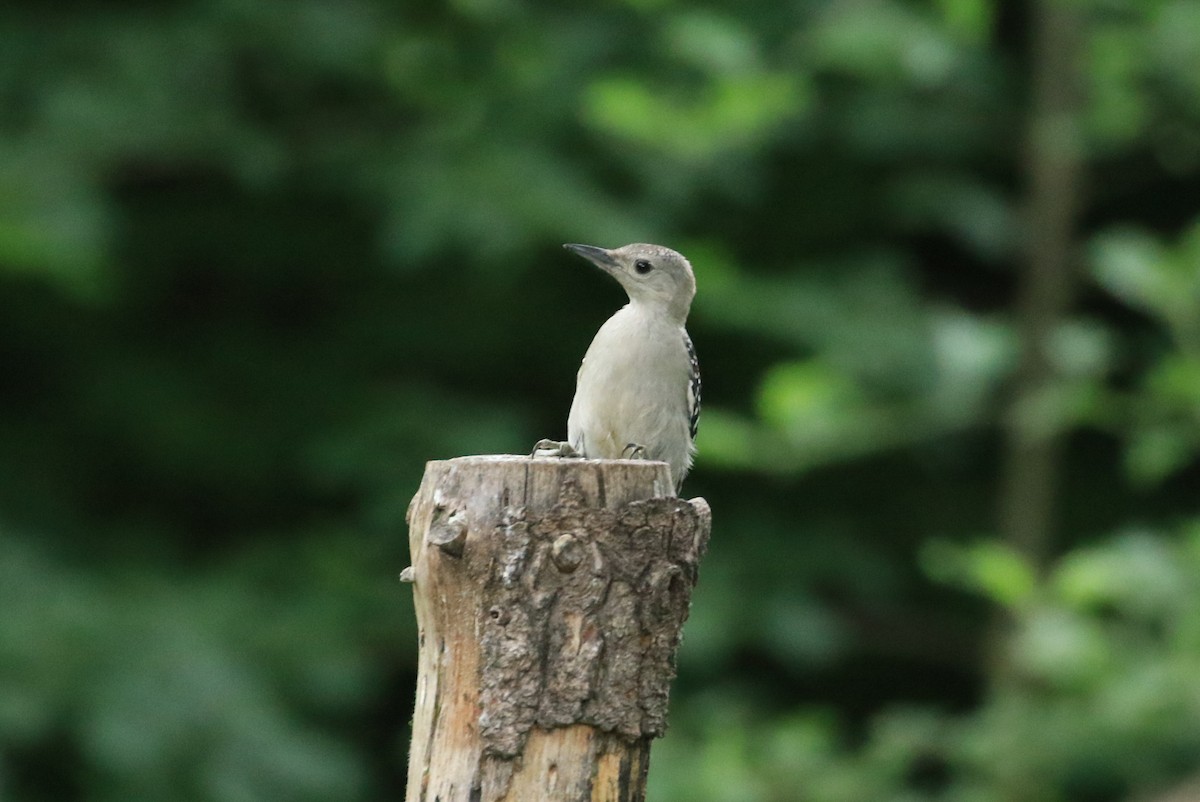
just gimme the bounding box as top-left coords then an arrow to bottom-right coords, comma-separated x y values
648,564 -> 684,614
551,533 -> 584,573
427,508 -> 468,557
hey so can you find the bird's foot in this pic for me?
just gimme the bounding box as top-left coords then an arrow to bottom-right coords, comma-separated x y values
622,443 -> 648,460
531,439 -> 581,459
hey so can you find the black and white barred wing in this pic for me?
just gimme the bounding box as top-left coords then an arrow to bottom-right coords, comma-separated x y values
684,332 -> 700,440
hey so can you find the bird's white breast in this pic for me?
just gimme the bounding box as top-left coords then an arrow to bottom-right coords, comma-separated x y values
567,304 -> 694,484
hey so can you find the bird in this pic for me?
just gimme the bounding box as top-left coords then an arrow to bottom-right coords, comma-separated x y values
534,242 -> 700,493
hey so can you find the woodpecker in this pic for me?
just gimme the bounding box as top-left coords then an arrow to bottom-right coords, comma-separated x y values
534,243 -> 700,493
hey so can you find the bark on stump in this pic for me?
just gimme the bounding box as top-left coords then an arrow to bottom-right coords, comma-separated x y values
403,455 -> 711,802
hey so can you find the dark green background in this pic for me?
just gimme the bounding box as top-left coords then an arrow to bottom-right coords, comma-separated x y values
3,1 -> 1200,800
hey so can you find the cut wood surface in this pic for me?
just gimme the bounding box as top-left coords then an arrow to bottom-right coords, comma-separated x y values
403,455 -> 711,802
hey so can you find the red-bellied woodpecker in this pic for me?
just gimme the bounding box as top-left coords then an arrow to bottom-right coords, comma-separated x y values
534,243 -> 700,493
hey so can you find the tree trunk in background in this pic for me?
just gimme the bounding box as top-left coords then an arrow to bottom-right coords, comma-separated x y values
403,455 -> 711,802
993,0 -> 1086,676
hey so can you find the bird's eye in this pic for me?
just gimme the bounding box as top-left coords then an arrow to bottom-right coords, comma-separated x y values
634,259 -> 653,274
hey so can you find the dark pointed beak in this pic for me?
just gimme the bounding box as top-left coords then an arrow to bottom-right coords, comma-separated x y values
563,243 -> 620,275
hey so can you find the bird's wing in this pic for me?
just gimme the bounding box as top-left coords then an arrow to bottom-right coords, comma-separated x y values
684,332 -> 700,440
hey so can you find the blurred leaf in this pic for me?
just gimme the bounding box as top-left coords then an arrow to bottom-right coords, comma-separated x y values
936,0 -> 995,43
1054,532 -> 1189,618
923,540 -> 1036,608
1092,224 -> 1200,346
1092,228 -> 1170,312
809,1 -> 961,88
758,360 -> 858,433
1012,608 -> 1112,689
886,172 -> 1017,260
1086,24 -> 1149,148
665,11 -> 761,75
928,309 -> 1015,421
584,71 -> 806,161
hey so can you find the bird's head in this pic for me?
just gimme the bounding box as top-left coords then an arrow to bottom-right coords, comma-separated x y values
563,242 -> 696,322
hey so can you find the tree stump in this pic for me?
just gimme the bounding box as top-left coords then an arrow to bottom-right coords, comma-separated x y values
403,455 -> 711,802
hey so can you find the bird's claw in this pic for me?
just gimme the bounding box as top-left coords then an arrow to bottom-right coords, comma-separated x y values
622,443 -> 648,460
531,439 -> 581,459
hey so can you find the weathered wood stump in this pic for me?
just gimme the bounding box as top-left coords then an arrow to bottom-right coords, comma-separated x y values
403,455 -> 711,802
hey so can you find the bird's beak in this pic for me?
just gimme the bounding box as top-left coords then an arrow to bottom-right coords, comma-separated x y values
563,243 -> 620,276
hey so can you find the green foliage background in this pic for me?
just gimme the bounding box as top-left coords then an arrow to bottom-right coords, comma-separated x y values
2,0 -> 1199,800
